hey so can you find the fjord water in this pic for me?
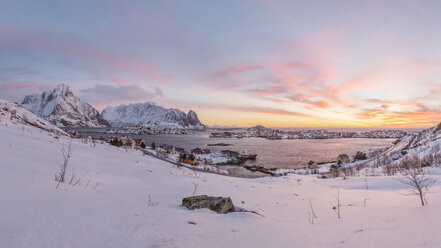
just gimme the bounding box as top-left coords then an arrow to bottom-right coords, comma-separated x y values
79,129 -> 395,169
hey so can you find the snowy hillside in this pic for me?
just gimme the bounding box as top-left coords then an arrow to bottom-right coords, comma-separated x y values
22,84 -> 109,128
410,122 -> 441,148
2,115 -> 441,247
398,122 -> 441,166
0,99 -> 66,135
102,102 -> 204,129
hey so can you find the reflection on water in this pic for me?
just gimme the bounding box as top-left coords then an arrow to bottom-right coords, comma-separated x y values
77,129 -> 396,169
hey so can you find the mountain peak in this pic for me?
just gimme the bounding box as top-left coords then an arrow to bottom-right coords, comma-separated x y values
21,84 -> 109,128
54,83 -> 73,97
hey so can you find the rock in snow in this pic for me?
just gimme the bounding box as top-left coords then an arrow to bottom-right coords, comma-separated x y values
102,102 -> 205,129
21,84 -> 110,128
182,195 -> 235,214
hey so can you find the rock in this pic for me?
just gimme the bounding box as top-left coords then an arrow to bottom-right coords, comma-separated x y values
182,195 -> 235,214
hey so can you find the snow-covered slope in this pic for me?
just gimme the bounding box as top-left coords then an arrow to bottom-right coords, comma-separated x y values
0,99 -> 67,136
2,117 -> 441,247
411,122 -> 441,148
398,122 -> 441,165
21,84 -> 109,128
102,102 -> 204,129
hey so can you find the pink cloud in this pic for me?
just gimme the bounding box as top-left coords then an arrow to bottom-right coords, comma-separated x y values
0,24 -> 173,85
0,81 -> 42,90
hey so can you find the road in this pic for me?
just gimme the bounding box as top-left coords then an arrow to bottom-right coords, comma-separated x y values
318,135 -> 414,178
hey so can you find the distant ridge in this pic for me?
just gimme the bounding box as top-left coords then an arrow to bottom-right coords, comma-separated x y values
102,102 -> 205,129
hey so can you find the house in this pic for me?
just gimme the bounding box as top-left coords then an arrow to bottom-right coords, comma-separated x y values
166,146 -> 175,153
224,132 -> 233,138
337,154 -> 350,164
134,139 -> 145,147
180,153 -> 196,165
209,132 -> 223,138
191,148 -> 202,154
203,158 -> 213,165
307,160 -> 319,169
122,139 -> 135,148
175,147 -> 185,153
202,148 -> 211,154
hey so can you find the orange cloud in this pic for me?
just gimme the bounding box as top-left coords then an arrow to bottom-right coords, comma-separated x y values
356,106 -> 441,127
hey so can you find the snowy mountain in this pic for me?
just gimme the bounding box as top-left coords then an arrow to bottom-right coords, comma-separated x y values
0,99 -> 67,135
102,102 -> 205,129
21,84 -> 109,128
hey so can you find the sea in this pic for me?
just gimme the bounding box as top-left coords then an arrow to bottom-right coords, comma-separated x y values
74,128 -> 398,169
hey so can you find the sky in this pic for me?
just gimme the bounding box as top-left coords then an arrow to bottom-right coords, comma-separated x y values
0,0 -> 440,128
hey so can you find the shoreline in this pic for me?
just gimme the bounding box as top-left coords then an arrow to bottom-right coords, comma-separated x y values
136,147 -> 268,179
72,129 -> 399,178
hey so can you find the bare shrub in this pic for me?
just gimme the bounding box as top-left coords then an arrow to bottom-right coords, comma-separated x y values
56,141 -> 73,188
147,194 -> 159,207
94,181 -> 102,190
382,164 -> 397,176
397,154 -> 436,206
308,199 -> 318,224
85,178 -> 91,188
67,169 -> 81,186
192,182 -> 199,196
330,188 -> 342,219
363,177 -> 369,207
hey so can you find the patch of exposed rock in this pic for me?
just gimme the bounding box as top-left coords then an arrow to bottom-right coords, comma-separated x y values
182,195 -> 235,214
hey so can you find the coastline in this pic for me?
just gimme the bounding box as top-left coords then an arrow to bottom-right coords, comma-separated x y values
136,147 -> 268,179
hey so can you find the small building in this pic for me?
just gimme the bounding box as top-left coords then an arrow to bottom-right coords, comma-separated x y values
166,146 -> 175,154
122,139 -> 135,148
175,147 -> 185,153
191,148 -> 202,154
224,132 -> 233,138
307,160 -> 319,169
202,148 -> 211,154
134,139 -> 145,147
203,158 -> 213,165
337,154 -> 350,164
181,153 -> 196,165
330,164 -> 340,171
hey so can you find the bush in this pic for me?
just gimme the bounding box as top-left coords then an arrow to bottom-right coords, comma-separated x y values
355,151 -> 367,160
110,138 -> 122,147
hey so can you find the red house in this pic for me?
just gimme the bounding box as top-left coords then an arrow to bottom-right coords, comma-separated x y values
191,148 -> 202,154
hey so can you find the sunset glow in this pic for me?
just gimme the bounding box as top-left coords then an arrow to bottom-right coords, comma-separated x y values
0,0 -> 440,127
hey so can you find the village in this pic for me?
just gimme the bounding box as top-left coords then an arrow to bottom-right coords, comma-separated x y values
209,126 -> 408,140
97,135 -> 261,173
104,126 -> 192,135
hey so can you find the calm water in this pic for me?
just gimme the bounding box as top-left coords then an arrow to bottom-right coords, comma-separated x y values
77,129 -> 396,169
